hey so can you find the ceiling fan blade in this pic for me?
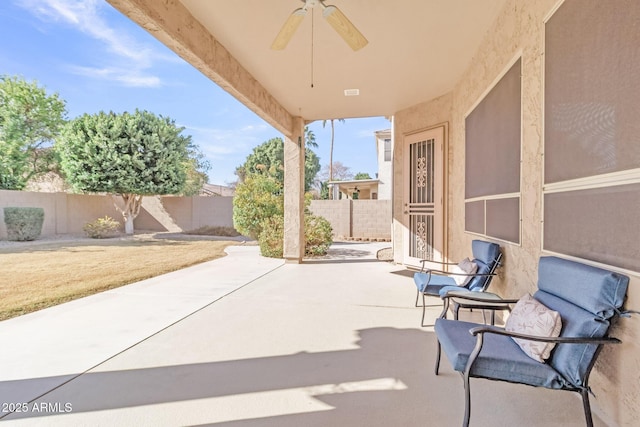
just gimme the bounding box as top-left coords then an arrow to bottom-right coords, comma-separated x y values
271,8 -> 307,50
322,5 -> 368,51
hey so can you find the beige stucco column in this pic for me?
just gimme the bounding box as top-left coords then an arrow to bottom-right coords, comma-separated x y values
283,117 -> 305,263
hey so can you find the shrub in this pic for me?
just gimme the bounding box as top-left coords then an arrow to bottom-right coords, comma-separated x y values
233,174 -> 283,239
185,226 -> 241,237
83,216 -> 120,238
3,207 -> 44,241
257,213 -> 333,258
305,214 -> 333,256
258,215 -> 284,258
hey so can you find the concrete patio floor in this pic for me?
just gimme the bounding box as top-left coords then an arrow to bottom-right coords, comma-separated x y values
0,242 -> 609,426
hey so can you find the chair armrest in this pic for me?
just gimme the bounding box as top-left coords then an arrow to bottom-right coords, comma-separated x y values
426,269 -> 497,278
442,290 -> 516,303
419,258 -> 458,272
468,325 -> 622,345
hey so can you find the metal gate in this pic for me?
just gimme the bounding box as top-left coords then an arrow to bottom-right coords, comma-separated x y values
403,127 -> 444,267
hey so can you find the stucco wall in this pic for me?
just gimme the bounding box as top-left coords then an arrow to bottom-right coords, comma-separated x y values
0,190 -> 121,238
376,131 -> 393,200
0,190 -> 235,239
392,0 -> 639,425
134,196 -> 234,231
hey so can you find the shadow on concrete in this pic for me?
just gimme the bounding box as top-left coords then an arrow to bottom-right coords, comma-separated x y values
1,325 -> 605,426
2,328 -> 440,425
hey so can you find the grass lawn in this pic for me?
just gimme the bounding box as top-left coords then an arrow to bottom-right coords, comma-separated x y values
0,235 -> 238,321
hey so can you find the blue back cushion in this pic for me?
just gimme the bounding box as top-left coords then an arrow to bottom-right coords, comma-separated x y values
537,256 -> 629,319
467,240 -> 501,291
534,256 -> 629,387
534,291 -> 609,387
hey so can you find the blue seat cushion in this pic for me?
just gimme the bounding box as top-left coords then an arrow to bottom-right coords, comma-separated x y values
438,285 -> 484,297
414,272 -> 457,293
435,319 -> 570,389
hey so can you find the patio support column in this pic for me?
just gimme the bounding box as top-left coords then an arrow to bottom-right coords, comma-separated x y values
283,117 -> 305,263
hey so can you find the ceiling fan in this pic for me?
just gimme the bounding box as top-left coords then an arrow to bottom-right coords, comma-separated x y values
271,0 -> 368,51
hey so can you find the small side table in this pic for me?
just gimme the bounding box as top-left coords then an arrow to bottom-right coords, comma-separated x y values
444,290 -> 510,325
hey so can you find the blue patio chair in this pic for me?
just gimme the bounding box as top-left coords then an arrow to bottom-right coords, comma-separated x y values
434,256 -> 631,427
413,240 -> 502,326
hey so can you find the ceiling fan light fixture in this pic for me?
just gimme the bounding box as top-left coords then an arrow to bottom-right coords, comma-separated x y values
271,0 -> 368,51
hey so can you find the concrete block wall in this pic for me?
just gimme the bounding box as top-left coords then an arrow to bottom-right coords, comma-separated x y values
352,200 -> 391,239
308,200 -> 351,238
309,199 -> 391,240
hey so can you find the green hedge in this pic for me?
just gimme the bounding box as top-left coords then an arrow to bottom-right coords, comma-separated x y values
3,207 -> 44,241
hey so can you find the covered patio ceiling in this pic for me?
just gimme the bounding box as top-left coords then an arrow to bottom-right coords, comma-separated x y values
108,0 -> 507,131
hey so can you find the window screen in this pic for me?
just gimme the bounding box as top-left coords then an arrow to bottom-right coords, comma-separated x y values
464,59 -> 521,243
465,59 -> 521,199
486,197 -> 520,244
544,184 -> 640,272
544,0 -> 640,271
465,201 -> 485,234
545,0 -> 640,183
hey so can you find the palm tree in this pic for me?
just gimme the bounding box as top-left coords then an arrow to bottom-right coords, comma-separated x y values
322,118 -> 345,192
305,126 -> 318,148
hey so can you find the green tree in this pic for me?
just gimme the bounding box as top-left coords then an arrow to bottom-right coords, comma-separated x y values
0,75 -> 67,189
57,110 -> 191,234
181,142 -> 211,196
354,172 -> 372,180
233,173 -> 283,239
238,137 -> 320,191
305,126 -> 318,148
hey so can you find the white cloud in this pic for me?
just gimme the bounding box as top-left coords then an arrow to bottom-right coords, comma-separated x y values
69,65 -> 162,88
18,0 -> 166,87
182,123 -> 278,184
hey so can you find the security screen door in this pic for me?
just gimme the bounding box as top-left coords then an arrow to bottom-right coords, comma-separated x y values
403,127 -> 444,268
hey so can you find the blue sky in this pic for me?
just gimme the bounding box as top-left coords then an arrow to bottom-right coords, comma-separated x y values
0,0 -> 390,185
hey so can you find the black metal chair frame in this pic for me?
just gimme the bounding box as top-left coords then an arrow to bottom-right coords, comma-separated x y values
434,294 -> 632,427
435,313 -> 620,427
416,252 -> 503,327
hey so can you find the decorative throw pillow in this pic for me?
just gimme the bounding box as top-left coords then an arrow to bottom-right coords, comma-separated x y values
505,293 -> 563,362
451,257 -> 478,286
